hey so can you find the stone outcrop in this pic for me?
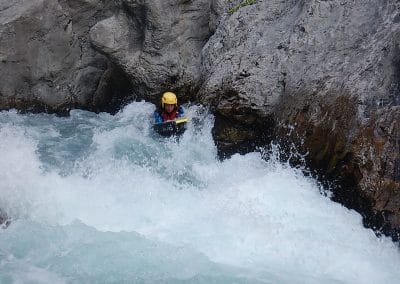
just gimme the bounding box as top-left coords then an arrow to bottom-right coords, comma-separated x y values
199,0 -> 400,239
0,0 -> 133,113
0,0 -> 399,239
89,0 -> 214,104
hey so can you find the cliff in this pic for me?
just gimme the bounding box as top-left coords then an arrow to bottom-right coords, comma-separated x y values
201,0 -> 400,240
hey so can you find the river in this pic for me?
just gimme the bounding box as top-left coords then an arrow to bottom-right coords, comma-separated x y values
0,102 -> 399,283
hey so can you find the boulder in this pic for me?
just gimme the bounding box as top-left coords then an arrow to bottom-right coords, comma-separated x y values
0,0 -> 131,113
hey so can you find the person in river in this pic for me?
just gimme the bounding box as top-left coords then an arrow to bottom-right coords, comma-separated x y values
153,91 -> 185,124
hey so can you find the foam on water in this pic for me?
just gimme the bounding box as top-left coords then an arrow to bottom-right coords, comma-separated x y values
0,102 -> 399,283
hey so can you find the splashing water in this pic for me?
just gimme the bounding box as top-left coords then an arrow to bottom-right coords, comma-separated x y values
0,102 -> 399,284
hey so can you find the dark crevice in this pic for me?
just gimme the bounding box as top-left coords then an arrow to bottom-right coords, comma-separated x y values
92,63 -> 135,114
213,113 -> 274,159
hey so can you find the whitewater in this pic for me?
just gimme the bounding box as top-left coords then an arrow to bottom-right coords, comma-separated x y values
0,102 -> 399,284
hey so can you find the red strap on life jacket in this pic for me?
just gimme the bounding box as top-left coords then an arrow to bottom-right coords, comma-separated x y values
161,109 -> 177,121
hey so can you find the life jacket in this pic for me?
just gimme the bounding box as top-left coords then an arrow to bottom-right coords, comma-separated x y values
161,108 -> 177,121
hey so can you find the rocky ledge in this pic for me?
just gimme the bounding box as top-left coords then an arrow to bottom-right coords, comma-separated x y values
0,0 -> 399,240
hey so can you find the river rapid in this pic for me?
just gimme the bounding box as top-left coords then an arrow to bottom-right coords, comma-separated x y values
0,102 -> 399,283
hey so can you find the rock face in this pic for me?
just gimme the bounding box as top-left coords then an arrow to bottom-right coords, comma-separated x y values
0,0 -> 399,239
89,0 -> 214,104
200,0 -> 400,132
0,0 -> 133,113
199,0 -> 400,239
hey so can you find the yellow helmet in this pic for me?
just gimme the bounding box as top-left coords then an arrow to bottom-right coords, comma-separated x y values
161,92 -> 177,108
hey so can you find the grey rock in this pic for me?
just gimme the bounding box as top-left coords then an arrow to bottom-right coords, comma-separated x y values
198,0 -> 400,236
90,0 -> 213,102
200,0 -> 400,117
0,0 -> 121,112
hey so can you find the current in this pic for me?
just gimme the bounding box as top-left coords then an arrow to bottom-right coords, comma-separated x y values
0,102 -> 399,283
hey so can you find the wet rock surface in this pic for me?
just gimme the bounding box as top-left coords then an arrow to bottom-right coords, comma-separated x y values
200,0 -> 400,239
275,95 -> 400,240
0,0 -> 132,113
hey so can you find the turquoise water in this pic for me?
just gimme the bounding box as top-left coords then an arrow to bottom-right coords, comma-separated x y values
0,102 -> 399,283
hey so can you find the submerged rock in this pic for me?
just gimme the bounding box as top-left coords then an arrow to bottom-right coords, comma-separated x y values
0,209 -> 10,228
